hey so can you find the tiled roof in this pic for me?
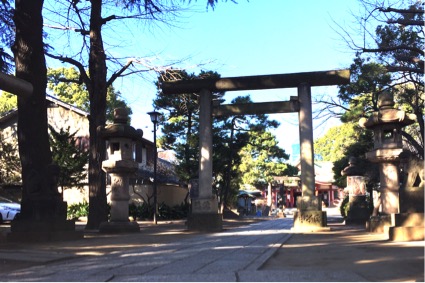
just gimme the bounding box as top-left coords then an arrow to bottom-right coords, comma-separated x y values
135,158 -> 181,185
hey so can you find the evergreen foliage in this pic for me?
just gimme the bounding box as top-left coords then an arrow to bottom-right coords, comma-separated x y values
47,67 -> 132,123
128,202 -> 189,220
0,133 -> 21,184
67,201 -> 89,220
0,0 -> 14,73
49,125 -> 89,192
0,92 -> 17,115
316,1 -> 424,198
341,0 -> 424,158
239,130 -> 295,188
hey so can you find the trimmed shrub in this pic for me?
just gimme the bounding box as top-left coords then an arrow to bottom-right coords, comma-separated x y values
68,201 -> 190,221
340,195 -> 349,219
129,202 -> 152,220
67,201 -> 89,220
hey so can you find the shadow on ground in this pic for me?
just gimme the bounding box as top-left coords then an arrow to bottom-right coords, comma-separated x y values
261,220 -> 425,282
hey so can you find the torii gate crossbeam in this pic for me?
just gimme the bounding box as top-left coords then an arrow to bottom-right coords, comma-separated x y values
212,98 -> 300,116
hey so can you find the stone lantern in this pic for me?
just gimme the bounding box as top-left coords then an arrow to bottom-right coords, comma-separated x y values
359,92 -> 416,230
341,156 -> 369,224
98,108 -> 143,233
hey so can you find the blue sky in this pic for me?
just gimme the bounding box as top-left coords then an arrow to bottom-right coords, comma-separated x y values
115,0 -> 363,156
42,0 -> 364,157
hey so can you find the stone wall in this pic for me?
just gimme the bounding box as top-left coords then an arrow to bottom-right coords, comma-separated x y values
130,184 -> 188,207
63,184 -> 188,208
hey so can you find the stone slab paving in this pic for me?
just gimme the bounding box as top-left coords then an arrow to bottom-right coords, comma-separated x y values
1,218 -> 294,282
2,207 -> 421,281
0,249 -> 75,263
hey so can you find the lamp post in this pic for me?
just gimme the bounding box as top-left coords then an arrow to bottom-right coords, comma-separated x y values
147,110 -> 162,225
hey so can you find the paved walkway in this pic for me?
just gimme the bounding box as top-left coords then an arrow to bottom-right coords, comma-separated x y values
0,208 -> 423,282
1,218 -> 294,281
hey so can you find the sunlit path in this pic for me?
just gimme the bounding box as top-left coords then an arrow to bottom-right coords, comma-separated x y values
2,218 -> 294,282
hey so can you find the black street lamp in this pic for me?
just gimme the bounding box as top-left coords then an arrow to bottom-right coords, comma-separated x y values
147,110 -> 162,225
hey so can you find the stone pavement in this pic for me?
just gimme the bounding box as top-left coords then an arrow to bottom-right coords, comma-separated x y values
262,220 -> 425,282
0,207 -> 423,282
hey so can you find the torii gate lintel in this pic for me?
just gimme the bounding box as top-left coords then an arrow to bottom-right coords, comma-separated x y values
161,69 -> 349,94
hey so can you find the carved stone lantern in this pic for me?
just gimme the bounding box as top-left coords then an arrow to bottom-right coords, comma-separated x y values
341,156 -> 369,224
359,92 -> 416,216
98,108 -> 143,233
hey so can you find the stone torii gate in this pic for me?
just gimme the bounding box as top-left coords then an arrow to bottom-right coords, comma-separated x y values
161,69 -> 350,231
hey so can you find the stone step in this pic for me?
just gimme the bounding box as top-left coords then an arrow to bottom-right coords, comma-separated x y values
394,213 -> 424,227
389,226 -> 425,242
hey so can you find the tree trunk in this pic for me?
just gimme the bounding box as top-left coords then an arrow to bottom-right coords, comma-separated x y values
13,0 -> 54,214
85,0 -> 108,229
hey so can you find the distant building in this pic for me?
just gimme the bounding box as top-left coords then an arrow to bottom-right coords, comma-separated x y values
0,95 -> 187,207
265,160 -> 341,210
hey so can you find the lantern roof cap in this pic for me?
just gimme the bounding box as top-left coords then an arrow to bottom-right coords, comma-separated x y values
98,108 -> 143,141
359,92 -> 416,129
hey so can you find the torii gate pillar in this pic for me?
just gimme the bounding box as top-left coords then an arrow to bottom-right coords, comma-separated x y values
293,83 -> 328,231
186,89 -> 222,231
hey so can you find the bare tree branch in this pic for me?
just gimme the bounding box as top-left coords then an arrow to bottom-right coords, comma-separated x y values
401,131 -> 424,159
43,23 -> 89,35
106,59 -> 133,88
45,52 -> 91,89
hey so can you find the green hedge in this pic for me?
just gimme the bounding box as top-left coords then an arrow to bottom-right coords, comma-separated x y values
339,195 -> 349,219
67,201 -> 189,221
339,194 -> 373,219
67,201 -> 89,220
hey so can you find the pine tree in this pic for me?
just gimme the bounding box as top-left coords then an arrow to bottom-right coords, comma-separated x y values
48,126 -> 89,193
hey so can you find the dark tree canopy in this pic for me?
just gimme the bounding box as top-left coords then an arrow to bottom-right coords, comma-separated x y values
0,0 -> 14,73
320,0 -> 424,158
